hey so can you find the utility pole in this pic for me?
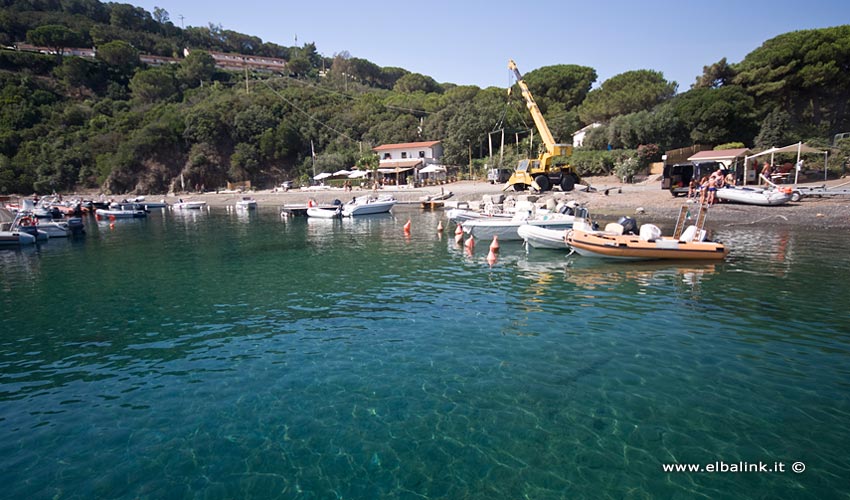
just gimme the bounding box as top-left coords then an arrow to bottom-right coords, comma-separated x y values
468,140 -> 472,180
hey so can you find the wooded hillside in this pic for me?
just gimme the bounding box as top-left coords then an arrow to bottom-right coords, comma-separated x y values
1,1 -> 848,194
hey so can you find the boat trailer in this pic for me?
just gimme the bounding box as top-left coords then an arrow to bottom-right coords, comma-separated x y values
792,180 -> 850,201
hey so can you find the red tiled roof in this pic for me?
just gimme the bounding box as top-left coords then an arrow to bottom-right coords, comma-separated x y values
373,141 -> 441,151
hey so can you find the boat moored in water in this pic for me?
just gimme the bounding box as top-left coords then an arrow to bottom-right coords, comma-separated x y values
172,200 -> 207,210
565,206 -> 728,261
235,197 -> 258,210
517,225 -> 570,250
341,195 -> 396,217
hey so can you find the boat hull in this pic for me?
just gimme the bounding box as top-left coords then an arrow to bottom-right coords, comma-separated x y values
716,187 -> 791,206
341,197 -> 396,217
97,209 -> 147,218
173,201 -> 207,210
463,217 -> 575,241
307,207 -> 341,218
566,230 -> 728,261
517,225 -> 569,249
0,231 -> 36,246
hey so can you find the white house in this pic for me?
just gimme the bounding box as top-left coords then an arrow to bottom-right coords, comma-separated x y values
572,123 -> 602,148
373,141 -> 444,184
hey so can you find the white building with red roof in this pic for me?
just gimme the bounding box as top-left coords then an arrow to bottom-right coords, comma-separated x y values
372,141 -> 445,185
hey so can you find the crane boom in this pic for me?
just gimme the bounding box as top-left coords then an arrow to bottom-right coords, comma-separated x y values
503,59 -> 581,193
508,59 -> 569,157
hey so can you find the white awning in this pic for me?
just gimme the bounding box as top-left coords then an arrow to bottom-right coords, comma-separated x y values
419,165 -> 447,174
742,142 -> 828,186
377,166 -> 414,174
348,170 -> 370,178
333,169 -> 351,176
313,172 -> 332,180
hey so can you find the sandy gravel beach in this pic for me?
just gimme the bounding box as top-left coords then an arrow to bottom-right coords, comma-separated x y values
158,175 -> 850,229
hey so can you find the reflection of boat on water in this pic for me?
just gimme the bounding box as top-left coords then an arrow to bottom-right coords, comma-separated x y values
561,259 -> 719,289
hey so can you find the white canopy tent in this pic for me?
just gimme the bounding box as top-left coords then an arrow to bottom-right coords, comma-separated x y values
313,172 -> 333,181
333,169 -> 352,177
419,164 -> 447,174
743,142 -> 828,185
347,170 -> 370,179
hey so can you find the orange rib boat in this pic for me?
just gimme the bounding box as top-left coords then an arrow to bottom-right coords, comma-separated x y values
565,226 -> 729,261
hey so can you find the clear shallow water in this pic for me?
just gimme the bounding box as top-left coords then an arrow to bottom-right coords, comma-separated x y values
1,207 -> 849,499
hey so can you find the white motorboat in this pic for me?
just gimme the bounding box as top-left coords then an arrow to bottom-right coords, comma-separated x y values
462,212 -> 578,241
173,200 -> 207,210
124,197 -> 167,209
235,197 -> 258,210
1,210 -> 38,246
716,186 -> 792,206
96,208 -> 147,218
517,225 -> 570,250
446,208 -> 511,224
341,195 -> 396,217
0,228 -> 36,246
307,206 -> 342,218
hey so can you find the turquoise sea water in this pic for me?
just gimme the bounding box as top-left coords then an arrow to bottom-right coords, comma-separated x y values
1,206 -> 849,499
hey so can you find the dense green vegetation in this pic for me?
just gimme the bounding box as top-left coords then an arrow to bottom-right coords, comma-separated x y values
1,1 -> 848,194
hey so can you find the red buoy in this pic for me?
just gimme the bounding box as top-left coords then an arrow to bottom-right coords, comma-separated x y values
403,219 -> 411,234
489,234 -> 500,253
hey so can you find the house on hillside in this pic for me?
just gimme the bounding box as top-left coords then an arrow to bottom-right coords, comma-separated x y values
189,49 -> 287,73
373,141 -> 445,185
572,123 -> 602,148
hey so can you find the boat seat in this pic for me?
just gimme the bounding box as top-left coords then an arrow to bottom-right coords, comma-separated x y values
604,222 -> 624,235
639,224 -> 662,242
679,225 -> 700,242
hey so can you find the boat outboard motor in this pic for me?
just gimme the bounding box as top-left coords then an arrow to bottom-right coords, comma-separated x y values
617,216 -> 638,235
332,199 -> 342,206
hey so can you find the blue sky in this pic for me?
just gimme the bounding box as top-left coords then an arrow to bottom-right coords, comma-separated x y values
131,0 -> 848,92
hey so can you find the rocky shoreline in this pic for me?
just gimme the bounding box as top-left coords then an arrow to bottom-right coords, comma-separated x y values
148,175 -> 849,229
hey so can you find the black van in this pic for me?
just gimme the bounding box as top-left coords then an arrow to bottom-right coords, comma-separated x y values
661,161 -> 723,196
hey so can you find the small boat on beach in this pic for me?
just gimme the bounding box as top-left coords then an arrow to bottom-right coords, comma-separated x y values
716,186 -> 792,206
341,195 -> 396,217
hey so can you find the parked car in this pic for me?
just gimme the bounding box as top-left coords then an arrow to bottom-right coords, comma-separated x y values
487,168 -> 513,184
661,161 -> 723,196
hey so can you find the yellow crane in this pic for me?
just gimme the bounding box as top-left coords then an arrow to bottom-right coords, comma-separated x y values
504,59 -> 582,192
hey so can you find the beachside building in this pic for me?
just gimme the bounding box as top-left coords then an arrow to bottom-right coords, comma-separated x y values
373,141 -> 445,185
572,122 -> 602,148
